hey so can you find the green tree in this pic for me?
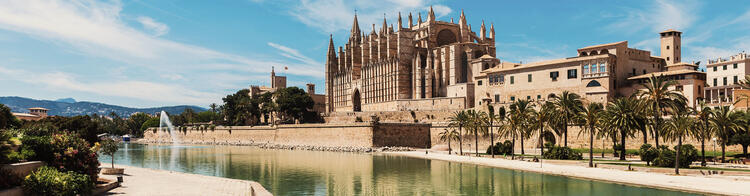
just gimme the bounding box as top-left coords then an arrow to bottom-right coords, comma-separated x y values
466,110 -> 488,157
141,117 -> 160,131
275,87 -> 315,123
99,138 -> 119,168
438,128 -> 459,155
510,99 -> 534,156
710,106 -> 742,162
222,89 -> 260,126
552,91 -> 583,147
664,107 -> 694,175
693,101 -> 713,165
449,111 -> 469,155
606,97 -> 641,160
578,102 -> 604,167
0,104 -> 20,129
637,74 -> 687,147
531,102 -> 554,156
127,112 -> 151,137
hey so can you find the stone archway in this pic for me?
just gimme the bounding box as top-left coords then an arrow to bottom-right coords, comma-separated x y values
352,89 -> 361,112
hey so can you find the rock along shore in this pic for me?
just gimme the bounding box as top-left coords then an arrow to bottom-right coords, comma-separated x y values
132,139 -> 414,153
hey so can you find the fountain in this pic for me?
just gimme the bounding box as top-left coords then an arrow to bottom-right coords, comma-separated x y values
159,111 -> 180,144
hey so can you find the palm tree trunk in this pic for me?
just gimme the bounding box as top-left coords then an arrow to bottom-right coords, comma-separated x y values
490,122 -> 495,158
589,125 -> 594,167
620,130 -> 626,161
539,126 -> 544,156
475,128 -> 479,157
675,136 -> 682,175
563,119 -> 568,147
654,115 -> 661,147
642,128 -> 647,144
512,135 -> 516,160
520,131 -> 525,155
459,126 -> 463,156
448,137 -> 452,155
700,139 -> 706,166
721,142 -> 726,163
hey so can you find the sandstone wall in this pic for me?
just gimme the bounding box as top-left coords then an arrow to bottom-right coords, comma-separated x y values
143,123 -> 431,148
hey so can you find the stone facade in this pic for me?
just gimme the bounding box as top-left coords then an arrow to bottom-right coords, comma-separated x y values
326,8 -> 495,112
143,123 -> 431,148
704,52 -> 750,106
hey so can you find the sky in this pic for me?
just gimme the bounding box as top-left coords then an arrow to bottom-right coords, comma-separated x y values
0,0 -> 749,108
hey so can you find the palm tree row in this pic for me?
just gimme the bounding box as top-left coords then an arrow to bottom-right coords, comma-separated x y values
443,74 -> 750,174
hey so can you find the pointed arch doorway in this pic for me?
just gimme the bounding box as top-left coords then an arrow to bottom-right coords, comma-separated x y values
352,89 -> 362,112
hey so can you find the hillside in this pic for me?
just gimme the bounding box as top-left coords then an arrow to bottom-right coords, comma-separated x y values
0,96 -> 206,117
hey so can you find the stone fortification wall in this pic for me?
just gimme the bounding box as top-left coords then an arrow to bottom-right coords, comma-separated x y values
359,97 -> 466,112
143,123 -> 431,148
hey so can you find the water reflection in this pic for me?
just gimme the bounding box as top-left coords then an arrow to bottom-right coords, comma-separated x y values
104,144 -> 695,196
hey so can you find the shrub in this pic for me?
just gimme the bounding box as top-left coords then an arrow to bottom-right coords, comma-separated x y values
23,166 -> 93,196
652,145 -> 698,168
543,144 -> 583,160
639,144 -> 659,166
21,134 -> 99,181
486,140 -> 514,155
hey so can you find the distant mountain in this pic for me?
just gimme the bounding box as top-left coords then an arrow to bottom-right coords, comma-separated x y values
0,96 -> 206,117
55,98 -> 76,103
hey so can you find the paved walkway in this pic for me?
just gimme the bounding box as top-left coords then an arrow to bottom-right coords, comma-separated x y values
101,164 -> 271,196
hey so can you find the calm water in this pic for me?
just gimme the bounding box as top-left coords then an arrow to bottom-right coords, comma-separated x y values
101,143 -> 697,196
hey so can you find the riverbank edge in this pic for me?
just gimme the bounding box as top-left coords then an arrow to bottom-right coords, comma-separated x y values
103,164 -> 272,196
386,151 -> 748,196
132,139 -> 414,152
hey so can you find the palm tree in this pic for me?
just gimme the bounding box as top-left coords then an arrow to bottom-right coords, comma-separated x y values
449,111 -> 469,155
488,106 -> 506,158
510,99 -> 534,156
439,128 -> 460,155
209,103 -> 218,113
553,91 -> 583,147
531,102 -> 554,156
579,102 -> 604,167
710,106 -> 742,162
466,110 -> 488,157
664,107 -> 694,175
637,74 -> 687,147
693,100 -> 713,166
607,97 -> 641,160
598,112 -> 617,158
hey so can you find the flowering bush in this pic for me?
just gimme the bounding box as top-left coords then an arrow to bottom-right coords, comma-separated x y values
21,133 -> 99,182
23,166 -> 93,196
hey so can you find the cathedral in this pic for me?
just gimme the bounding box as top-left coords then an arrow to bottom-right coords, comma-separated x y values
325,8 -> 498,113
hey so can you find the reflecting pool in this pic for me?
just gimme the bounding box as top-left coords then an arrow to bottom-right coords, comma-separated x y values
101,143 -> 697,195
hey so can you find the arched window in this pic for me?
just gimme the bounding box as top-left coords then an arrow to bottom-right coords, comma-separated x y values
586,80 -> 602,87
589,50 -> 598,55
437,29 -> 457,46
601,49 -> 609,54
580,51 -> 588,56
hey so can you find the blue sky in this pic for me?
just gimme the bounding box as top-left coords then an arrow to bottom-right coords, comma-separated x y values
0,0 -> 749,108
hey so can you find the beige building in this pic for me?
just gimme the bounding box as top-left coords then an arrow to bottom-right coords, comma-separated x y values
12,107 -> 49,121
704,52 -> 750,106
325,9 -> 495,112
473,30 -> 707,107
248,67 -> 326,122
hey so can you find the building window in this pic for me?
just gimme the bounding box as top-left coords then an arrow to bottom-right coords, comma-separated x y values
600,63 -> 606,73
550,71 -> 559,81
527,96 -> 531,100
510,96 -> 515,101
510,76 -> 514,84
667,57 -> 670,61
537,95 -> 541,100
495,94 -> 500,102
676,85 -> 683,91
723,77 -> 727,85
666,45 -> 670,49
583,65 -> 589,75
713,78 -> 717,86
567,69 -> 577,79
528,74 -> 532,82
713,66 -> 717,72
643,70 -> 646,74
734,76 -> 738,84
586,80 -> 602,87
591,64 -> 598,73
734,63 -> 738,69
723,65 -> 727,70
478,80 -> 483,86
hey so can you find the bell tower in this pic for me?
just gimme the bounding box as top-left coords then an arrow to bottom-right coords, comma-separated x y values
660,29 -> 681,65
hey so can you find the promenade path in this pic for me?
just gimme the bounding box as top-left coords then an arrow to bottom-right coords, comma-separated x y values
101,164 -> 271,196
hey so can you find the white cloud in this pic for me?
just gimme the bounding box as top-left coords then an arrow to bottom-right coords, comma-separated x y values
607,0 -> 698,34
136,16 -> 169,36
288,0 -> 451,33
0,66 -> 219,105
160,73 -> 184,80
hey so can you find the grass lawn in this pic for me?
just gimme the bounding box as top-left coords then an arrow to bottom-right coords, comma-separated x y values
599,162 -> 750,172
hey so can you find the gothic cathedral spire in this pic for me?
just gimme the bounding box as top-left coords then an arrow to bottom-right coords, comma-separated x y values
350,12 -> 361,42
